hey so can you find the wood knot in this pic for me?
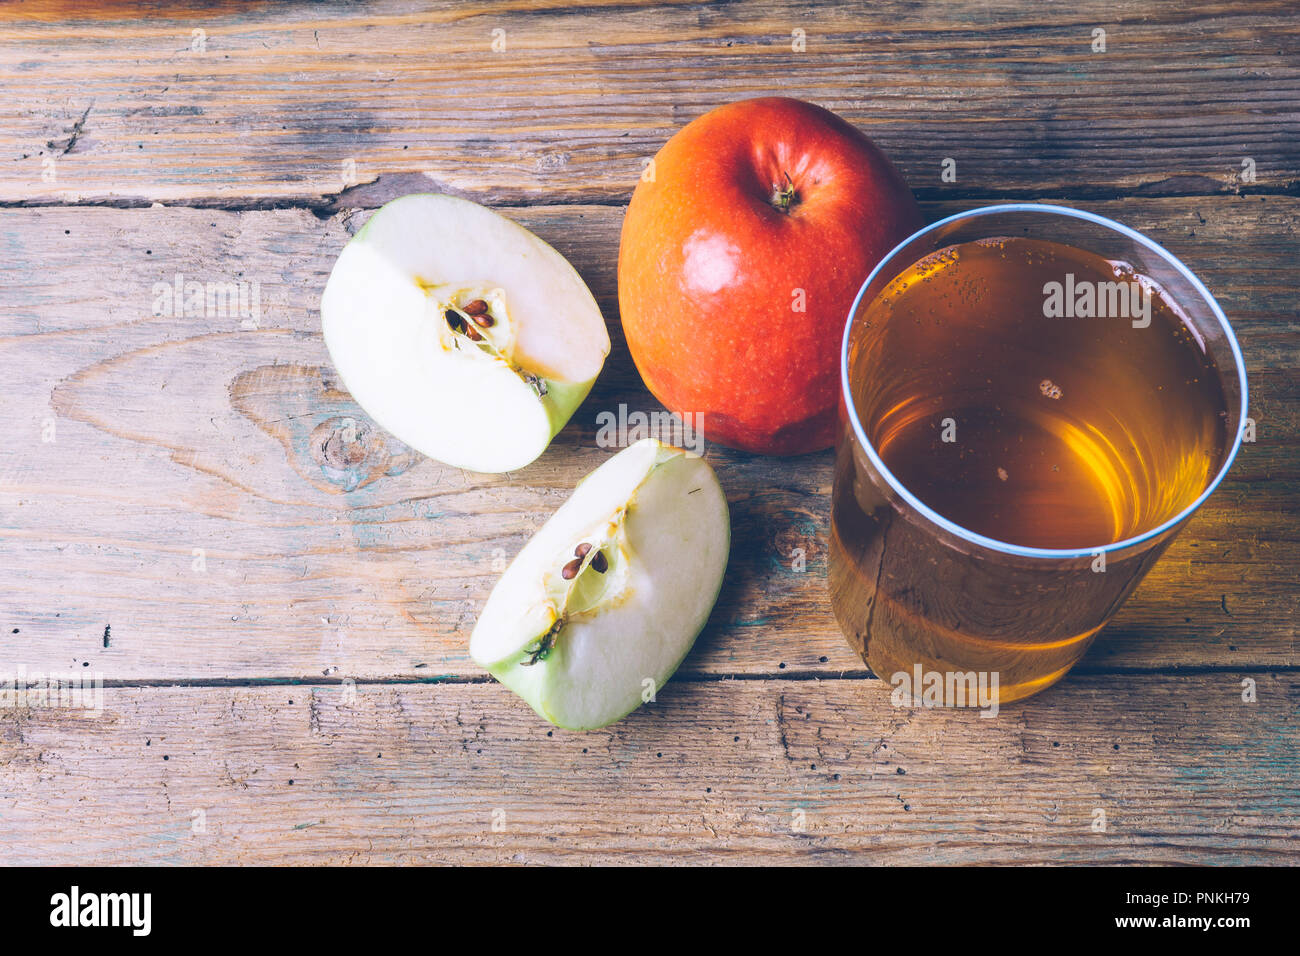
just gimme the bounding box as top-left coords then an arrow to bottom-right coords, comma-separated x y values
229,365 -> 419,495
773,510 -> 825,569
310,416 -> 412,492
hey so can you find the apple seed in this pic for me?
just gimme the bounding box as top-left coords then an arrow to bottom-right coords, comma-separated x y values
463,298 -> 489,316
574,542 -> 592,558
561,557 -> 583,580
590,550 -> 608,574
443,299 -> 555,402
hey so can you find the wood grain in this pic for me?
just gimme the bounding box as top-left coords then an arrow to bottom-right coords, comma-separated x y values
0,674 -> 1293,864
0,197 -> 1294,681
0,0 -> 1296,207
1,0 -> 1297,867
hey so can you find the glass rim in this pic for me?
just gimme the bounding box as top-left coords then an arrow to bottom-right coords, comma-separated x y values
839,202 -> 1250,560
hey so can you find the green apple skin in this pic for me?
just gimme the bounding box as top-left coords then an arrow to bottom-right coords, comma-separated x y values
538,378 -> 598,446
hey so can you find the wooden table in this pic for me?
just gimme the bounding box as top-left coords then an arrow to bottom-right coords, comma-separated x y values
0,0 -> 1295,865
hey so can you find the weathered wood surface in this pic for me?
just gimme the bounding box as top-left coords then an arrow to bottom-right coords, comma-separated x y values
0,674 -> 1294,865
1,0 -> 1297,207
0,0 -> 1297,866
0,197 -> 1294,682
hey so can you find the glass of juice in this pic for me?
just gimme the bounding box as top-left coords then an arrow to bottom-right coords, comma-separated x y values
829,204 -> 1248,707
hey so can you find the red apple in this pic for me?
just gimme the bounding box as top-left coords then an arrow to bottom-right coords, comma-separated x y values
618,97 -> 923,454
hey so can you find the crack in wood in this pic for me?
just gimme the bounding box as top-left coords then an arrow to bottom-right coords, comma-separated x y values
1,179 -> 1296,217
46,103 -> 92,156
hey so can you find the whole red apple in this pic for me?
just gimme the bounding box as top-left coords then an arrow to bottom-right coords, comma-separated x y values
618,97 -> 922,454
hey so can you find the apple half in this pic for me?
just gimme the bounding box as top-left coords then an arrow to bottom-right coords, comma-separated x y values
320,194 -> 610,473
471,439 -> 730,730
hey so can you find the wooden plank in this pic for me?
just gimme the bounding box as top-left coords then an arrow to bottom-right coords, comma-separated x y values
1,0 -> 1297,206
0,196 -> 1294,680
0,674 -> 1294,864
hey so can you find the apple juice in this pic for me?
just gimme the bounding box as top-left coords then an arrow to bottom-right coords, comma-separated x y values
830,236 -> 1231,703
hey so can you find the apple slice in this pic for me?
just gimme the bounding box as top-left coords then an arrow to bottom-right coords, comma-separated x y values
471,438 -> 730,730
320,193 -> 610,473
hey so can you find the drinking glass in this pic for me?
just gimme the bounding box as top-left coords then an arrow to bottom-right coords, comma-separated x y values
829,204 -> 1248,706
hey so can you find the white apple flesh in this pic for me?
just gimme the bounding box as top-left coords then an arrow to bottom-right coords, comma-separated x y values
471,439 -> 730,730
320,194 -> 610,473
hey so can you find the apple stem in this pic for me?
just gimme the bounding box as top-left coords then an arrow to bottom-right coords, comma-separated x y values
770,171 -> 798,214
